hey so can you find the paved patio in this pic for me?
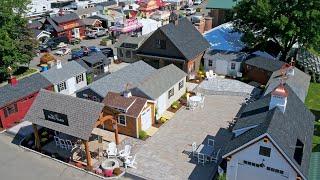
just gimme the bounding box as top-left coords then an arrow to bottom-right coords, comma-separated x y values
127,95 -> 245,180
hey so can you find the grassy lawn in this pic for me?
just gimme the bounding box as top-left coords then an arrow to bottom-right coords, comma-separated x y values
305,83 -> 320,152
13,67 -> 38,79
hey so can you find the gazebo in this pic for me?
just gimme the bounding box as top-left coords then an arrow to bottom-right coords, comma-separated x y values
24,89 -> 118,170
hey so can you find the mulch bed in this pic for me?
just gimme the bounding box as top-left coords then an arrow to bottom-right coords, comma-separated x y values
188,76 -> 205,84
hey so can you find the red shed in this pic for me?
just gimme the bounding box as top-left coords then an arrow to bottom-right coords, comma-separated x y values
0,74 -> 53,129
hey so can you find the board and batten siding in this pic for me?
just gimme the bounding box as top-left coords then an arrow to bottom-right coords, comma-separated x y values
54,72 -> 87,96
156,77 -> 186,118
227,139 -> 297,180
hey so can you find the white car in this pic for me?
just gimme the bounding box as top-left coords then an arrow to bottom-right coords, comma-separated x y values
87,27 -> 107,39
55,47 -> 71,56
57,42 -> 68,48
185,8 -> 196,16
193,0 -> 202,5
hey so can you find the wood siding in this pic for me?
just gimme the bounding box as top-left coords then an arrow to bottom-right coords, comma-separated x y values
243,65 -> 272,85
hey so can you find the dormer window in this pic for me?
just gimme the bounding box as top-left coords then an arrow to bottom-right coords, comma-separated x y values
294,139 -> 304,165
259,146 -> 271,157
155,39 -> 166,49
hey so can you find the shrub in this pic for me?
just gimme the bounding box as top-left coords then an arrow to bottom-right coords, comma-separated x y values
171,101 -> 180,109
139,130 -> 148,139
217,173 -> 226,180
40,53 -> 55,64
113,168 -> 122,176
160,117 -> 167,124
86,74 -> 93,84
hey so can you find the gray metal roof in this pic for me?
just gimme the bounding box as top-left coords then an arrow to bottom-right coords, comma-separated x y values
41,61 -> 87,84
83,61 -> 156,98
0,73 -> 52,108
74,7 -> 98,16
24,89 -> 104,140
159,18 -> 210,60
264,67 -> 311,102
244,55 -> 285,72
224,85 -> 315,178
134,64 -> 187,99
115,34 -> 151,49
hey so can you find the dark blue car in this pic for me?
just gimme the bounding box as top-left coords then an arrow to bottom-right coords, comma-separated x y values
71,49 -> 84,59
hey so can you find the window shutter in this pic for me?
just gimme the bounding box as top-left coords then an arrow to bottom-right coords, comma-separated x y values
4,108 -> 8,117
14,103 -> 18,113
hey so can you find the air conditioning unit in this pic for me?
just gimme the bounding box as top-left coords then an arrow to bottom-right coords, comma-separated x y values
237,72 -> 243,77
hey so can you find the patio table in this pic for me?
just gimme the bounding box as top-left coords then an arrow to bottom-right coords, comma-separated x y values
196,144 -> 214,158
190,96 -> 202,103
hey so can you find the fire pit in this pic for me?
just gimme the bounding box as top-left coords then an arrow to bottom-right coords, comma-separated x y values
101,159 -> 119,171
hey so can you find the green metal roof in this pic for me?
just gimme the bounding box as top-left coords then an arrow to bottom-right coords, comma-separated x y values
206,0 -> 239,9
309,152 -> 320,180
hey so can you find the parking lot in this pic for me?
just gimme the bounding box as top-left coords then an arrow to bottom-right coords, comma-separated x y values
30,36 -> 116,70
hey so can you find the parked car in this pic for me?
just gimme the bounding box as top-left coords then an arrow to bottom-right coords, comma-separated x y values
185,8 -> 196,16
180,5 -> 189,10
55,47 -> 71,56
71,48 -> 85,59
40,36 -> 69,51
87,27 -> 107,39
100,47 -> 114,58
88,46 -> 101,53
190,15 -> 203,23
193,0 -> 202,5
70,38 -> 81,45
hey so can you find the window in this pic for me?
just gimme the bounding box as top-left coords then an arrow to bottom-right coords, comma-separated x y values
259,146 -> 271,157
117,115 -> 126,126
266,166 -> 285,175
155,39 -> 166,49
294,139 -> 304,165
76,74 -> 84,84
125,50 -> 131,58
178,80 -> 184,90
208,60 -> 213,67
168,88 -> 174,99
57,81 -> 66,92
4,103 -> 18,117
231,63 -> 236,70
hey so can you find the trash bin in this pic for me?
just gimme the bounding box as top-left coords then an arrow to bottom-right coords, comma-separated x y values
41,64 -> 48,72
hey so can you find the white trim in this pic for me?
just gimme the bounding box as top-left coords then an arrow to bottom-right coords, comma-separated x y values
223,133 -> 307,180
117,114 -> 127,126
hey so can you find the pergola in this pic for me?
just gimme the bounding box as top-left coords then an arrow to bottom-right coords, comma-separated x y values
24,89 -> 119,170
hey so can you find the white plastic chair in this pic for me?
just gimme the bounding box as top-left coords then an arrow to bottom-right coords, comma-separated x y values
192,142 -> 197,158
198,153 -> 205,166
107,142 -> 118,158
200,96 -> 205,109
59,139 -> 67,150
206,72 -> 213,80
119,145 -> 131,159
54,136 -> 60,147
124,154 -> 137,169
66,140 -> 74,150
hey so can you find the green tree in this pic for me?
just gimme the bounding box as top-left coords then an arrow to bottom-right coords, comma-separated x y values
0,0 -> 38,79
232,0 -> 320,62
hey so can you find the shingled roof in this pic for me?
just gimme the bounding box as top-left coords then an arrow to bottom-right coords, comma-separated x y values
24,90 -> 104,140
103,92 -> 148,118
133,64 -> 187,100
264,67 -> 310,102
158,17 -> 210,60
41,61 -> 87,84
223,85 -> 315,179
244,54 -> 285,72
81,61 -> 156,98
0,73 -> 52,108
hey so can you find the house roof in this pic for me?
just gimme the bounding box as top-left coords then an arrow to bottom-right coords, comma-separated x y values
158,17 -> 210,60
96,0 -> 117,7
81,52 -> 110,65
134,64 -> 187,99
23,89 -> 104,140
264,67 -> 310,102
103,92 -> 148,118
83,61 -> 156,98
205,49 -> 246,62
244,55 -> 285,72
74,7 -> 97,16
115,34 -> 151,49
0,73 -> 52,108
206,0 -> 239,9
28,21 -> 42,29
82,18 -> 101,26
41,61 -> 87,84
224,85 -> 315,178
51,13 -> 80,24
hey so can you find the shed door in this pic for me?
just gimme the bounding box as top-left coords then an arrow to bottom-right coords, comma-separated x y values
141,107 -> 152,131
215,60 -> 228,75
